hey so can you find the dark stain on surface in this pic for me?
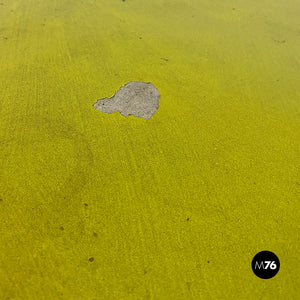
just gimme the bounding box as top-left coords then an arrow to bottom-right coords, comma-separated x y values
84,203 -> 88,207
186,282 -> 192,291
161,57 -> 169,62
0,114 -> 94,237
60,226 -> 64,231
89,257 -> 94,262
274,39 -> 286,43
186,218 -> 190,221
93,232 -> 98,237
207,261 -> 210,263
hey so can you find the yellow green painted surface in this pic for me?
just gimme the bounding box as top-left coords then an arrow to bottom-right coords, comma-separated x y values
0,0 -> 299,299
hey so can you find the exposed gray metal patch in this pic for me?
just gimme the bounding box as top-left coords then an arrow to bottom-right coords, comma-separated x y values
93,81 -> 160,119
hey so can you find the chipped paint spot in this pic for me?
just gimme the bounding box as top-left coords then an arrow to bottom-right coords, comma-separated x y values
93,81 -> 160,119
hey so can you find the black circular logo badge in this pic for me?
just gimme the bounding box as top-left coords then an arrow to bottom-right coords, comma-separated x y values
252,251 -> 280,279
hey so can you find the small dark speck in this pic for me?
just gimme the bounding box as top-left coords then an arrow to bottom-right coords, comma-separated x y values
253,182 -> 256,185
0,198 -> 3,202
93,232 -> 98,237
186,218 -> 190,221
89,257 -> 94,262
207,261 -> 210,263
139,36 -> 142,39
84,203 -> 88,207
143,269 -> 147,275
60,226 -> 64,231
232,8 -> 236,10
0,3 -> 4,6
161,57 -> 169,62
3,37 -> 8,40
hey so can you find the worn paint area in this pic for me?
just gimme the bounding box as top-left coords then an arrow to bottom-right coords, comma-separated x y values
0,0 -> 299,299
93,81 -> 160,119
